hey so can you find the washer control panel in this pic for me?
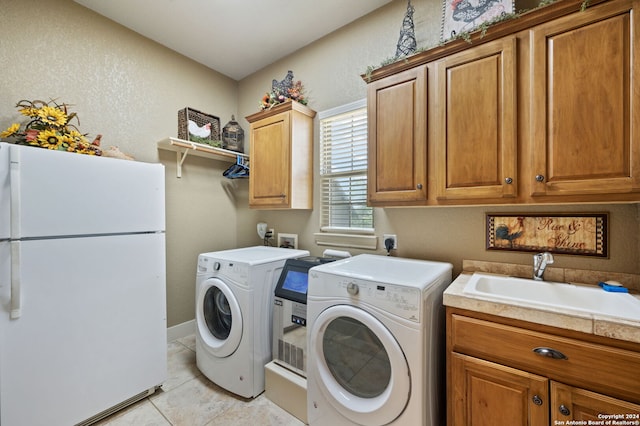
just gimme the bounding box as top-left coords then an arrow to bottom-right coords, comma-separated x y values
336,278 -> 421,322
197,255 -> 249,282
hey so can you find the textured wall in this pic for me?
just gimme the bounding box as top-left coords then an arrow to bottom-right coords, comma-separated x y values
0,0 -> 240,326
2,0 -> 637,329
236,0 -> 640,277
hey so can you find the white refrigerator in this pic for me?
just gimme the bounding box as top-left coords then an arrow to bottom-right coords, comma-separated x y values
0,142 -> 167,425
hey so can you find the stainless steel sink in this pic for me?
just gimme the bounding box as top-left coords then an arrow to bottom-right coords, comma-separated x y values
463,273 -> 640,321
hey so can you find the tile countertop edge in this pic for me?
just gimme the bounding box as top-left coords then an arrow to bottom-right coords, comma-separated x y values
443,273 -> 640,344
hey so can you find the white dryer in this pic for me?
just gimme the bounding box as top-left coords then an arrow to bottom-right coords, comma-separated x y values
306,254 -> 452,426
196,246 -> 309,398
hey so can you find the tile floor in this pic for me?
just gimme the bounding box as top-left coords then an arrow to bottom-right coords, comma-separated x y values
96,334 -> 305,426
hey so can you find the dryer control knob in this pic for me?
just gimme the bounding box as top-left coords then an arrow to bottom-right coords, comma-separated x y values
213,262 -> 221,271
347,282 -> 359,296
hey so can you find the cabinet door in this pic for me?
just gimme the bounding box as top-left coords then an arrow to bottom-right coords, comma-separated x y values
551,381 -> 640,423
449,353 -> 549,426
249,111 -> 290,208
367,65 -> 427,206
435,36 -> 517,202
530,0 -> 640,197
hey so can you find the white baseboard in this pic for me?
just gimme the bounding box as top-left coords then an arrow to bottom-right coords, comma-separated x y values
167,319 -> 195,342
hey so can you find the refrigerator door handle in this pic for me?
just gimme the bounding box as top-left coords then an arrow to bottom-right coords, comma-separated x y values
10,241 -> 22,319
9,145 -> 21,239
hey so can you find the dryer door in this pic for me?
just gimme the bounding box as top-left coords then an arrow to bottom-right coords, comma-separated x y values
309,305 -> 410,426
197,278 -> 242,357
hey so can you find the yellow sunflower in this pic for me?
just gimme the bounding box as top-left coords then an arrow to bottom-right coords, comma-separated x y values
18,107 -> 39,118
37,106 -> 68,127
0,123 -> 20,138
37,129 -> 64,149
78,147 -> 98,155
60,134 -> 77,152
67,129 -> 87,145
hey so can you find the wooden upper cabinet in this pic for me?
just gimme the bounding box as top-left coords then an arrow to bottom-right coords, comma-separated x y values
530,0 -> 640,198
434,37 -> 517,202
364,0 -> 640,206
246,101 -> 315,209
367,65 -> 428,206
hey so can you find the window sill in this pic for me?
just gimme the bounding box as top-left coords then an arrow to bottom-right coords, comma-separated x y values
313,232 -> 378,250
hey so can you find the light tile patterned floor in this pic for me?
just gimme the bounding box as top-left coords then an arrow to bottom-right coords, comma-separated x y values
96,335 -> 305,426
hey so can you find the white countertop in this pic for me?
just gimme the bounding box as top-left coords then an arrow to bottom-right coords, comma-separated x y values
444,273 -> 640,344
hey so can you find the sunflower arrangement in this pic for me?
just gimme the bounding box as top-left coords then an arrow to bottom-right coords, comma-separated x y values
0,99 -> 101,155
259,80 -> 308,111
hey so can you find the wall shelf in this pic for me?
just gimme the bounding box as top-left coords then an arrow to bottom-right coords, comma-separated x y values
157,137 -> 248,178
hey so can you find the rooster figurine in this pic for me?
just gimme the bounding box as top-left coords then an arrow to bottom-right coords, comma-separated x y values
188,120 -> 212,139
272,70 -> 294,97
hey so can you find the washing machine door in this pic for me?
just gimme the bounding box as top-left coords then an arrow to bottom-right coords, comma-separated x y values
309,305 -> 410,426
197,278 -> 242,357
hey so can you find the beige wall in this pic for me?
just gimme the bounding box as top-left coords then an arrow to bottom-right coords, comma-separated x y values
0,0 -> 240,326
1,0 -> 638,328
236,0 -> 640,276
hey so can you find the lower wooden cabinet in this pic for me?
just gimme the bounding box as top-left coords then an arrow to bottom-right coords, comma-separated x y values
450,353 -> 640,426
447,309 -> 640,425
551,382 -> 640,423
450,353 -> 548,426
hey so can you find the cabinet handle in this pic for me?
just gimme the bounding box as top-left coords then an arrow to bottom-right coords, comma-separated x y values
533,347 -> 568,360
504,177 -> 513,184
559,404 -> 571,416
535,174 -> 545,182
416,183 -> 423,190
532,395 -> 543,406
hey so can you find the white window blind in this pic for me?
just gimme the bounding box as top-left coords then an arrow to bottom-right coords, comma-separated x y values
319,100 -> 373,232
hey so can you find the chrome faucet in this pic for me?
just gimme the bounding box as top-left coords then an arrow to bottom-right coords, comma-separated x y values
533,252 -> 554,281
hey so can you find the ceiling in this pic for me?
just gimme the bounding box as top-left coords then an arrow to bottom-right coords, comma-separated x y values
74,0 -> 393,81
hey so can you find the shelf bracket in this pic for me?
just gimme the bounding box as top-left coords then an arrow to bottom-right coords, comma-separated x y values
176,149 -> 190,178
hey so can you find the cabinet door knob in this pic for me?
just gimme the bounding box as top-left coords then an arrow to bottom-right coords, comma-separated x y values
559,404 -> 571,416
533,347 -> 568,360
532,395 -> 543,406
417,183 -> 423,190
535,174 -> 545,182
504,177 -> 513,184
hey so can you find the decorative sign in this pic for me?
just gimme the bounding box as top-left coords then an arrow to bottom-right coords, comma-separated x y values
486,213 -> 608,257
441,0 -> 514,42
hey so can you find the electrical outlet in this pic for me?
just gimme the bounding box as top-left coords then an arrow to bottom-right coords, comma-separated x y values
383,234 -> 397,250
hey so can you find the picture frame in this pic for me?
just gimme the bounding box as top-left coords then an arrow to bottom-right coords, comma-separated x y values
486,213 -> 608,257
441,0 -> 514,42
277,233 -> 299,250
177,107 -> 221,146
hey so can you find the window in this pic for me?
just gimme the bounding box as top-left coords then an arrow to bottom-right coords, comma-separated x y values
319,99 -> 373,233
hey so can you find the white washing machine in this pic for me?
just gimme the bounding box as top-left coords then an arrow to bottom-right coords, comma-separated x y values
195,246 -> 309,398
306,254 -> 452,426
